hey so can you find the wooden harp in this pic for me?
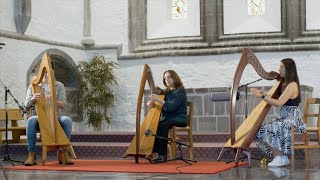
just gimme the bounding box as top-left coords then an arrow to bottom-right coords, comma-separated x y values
123,64 -> 164,163
31,52 -> 73,165
217,48 -> 282,167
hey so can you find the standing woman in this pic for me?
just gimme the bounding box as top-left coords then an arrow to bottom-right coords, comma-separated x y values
147,70 -> 188,163
250,58 -> 306,167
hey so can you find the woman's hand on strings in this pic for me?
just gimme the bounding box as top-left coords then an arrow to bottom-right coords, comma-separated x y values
249,88 -> 264,98
147,100 -> 155,108
31,93 -> 41,102
149,94 -> 160,102
149,94 -> 165,106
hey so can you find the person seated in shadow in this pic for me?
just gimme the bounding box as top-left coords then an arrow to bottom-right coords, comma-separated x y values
24,62 -> 74,166
147,70 -> 188,163
250,58 -> 306,167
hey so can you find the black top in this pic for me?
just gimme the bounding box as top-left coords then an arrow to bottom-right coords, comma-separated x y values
284,97 -> 299,106
160,88 -> 188,124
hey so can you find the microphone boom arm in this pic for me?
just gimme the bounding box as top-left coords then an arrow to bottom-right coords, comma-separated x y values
145,130 -> 190,147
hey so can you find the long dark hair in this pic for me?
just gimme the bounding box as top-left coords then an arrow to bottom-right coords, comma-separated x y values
162,70 -> 184,92
281,58 -> 301,103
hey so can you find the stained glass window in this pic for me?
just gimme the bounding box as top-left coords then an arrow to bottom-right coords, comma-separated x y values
248,0 -> 265,15
172,0 -> 188,19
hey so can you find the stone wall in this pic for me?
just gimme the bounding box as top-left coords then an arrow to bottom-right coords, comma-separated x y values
144,85 -> 313,133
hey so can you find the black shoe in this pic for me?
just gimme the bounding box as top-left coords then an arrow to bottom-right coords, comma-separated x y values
152,154 -> 160,162
155,155 -> 167,163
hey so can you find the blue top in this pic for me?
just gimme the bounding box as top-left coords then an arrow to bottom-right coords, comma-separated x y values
160,88 -> 188,124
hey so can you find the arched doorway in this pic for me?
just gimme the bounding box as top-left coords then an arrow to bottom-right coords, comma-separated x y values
27,49 -> 82,122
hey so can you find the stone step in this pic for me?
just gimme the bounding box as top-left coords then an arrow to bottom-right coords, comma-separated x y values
70,132 -> 231,143
5,132 -> 310,161
6,141 -> 306,161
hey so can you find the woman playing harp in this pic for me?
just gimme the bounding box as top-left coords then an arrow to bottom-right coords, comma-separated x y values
250,58 -> 306,167
123,66 -> 187,164
147,70 -> 188,163
24,59 -> 74,166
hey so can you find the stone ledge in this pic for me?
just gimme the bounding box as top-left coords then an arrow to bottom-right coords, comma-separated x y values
134,42 -> 209,52
141,36 -> 205,45
118,44 -> 320,60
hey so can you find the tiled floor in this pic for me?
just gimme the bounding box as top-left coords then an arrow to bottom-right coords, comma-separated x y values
1,150 -> 320,180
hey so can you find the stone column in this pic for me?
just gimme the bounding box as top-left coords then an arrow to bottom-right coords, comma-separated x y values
14,0 -> 31,34
81,0 -> 95,46
286,0 -> 300,41
128,0 -> 146,52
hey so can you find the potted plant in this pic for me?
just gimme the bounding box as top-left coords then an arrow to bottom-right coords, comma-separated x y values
77,54 -> 118,131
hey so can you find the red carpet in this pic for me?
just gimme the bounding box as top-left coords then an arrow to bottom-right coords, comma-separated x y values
6,159 -> 247,174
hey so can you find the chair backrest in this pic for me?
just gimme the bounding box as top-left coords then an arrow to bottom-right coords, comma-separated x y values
187,101 -> 193,128
303,98 -> 320,127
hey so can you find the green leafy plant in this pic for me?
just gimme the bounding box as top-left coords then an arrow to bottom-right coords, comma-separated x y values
77,54 -> 118,131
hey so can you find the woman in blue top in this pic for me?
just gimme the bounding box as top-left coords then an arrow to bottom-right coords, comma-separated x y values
147,70 -> 188,163
250,58 -> 306,167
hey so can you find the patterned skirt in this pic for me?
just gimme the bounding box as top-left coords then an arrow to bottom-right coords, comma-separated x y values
254,105 -> 306,157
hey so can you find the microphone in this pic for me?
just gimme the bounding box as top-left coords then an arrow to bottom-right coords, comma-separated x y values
145,129 -> 152,136
144,129 -> 167,140
23,101 -> 34,115
209,91 -> 240,102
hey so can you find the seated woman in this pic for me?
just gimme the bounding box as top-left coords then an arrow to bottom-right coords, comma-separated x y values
147,70 -> 188,163
250,58 -> 306,167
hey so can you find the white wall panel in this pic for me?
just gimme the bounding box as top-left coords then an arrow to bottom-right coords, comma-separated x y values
306,0 -> 320,30
147,0 -> 200,39
224,0 -> 281,34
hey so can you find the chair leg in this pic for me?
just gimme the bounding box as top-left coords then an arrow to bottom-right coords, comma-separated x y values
171,128 -> 177,159
42,146 -> 47,166
291,128 -> 295,167
171,140 -> 177,159
317,131 -> 320,145
305,148 -> 310,162
291,151 -> 295,167
188,131 -> 194,160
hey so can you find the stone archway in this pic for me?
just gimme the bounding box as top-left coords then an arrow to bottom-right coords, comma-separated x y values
26,49 -> 82,122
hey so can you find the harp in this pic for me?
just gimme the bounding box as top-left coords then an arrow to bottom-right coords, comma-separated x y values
31,52 -> 75,165
217,48 -> 282,167
123,64 -> 164,163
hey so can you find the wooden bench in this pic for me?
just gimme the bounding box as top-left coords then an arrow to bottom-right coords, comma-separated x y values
0,108 -> 27,144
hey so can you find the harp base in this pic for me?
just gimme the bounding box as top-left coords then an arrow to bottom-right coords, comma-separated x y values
217,147 -> 252,168
122,153 -> 151,164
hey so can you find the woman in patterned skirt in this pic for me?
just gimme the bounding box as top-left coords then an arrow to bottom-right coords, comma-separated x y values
250,58 -> 306,167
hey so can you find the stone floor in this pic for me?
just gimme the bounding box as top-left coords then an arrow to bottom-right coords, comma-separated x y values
1,150 -> 320,180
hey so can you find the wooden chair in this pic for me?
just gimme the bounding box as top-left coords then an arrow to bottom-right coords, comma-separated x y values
291,98 -> 320,164
0,109 -> 27,144
168,101 -> 194,160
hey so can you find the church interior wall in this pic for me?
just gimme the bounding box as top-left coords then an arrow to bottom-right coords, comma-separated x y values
91,0 -> 128,53
0,0 -> 16,31
26,0 -> 83,43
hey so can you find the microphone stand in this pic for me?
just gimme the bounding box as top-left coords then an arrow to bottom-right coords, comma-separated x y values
0,79 -> 25,166
146,130 -> 197,165
238,78 -> 262,118
0,42 -> 9,179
